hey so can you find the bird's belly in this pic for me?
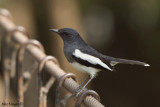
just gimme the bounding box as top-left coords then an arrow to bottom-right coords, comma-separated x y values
70,62 -> 100,77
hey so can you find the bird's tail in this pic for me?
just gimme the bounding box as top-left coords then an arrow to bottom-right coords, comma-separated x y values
109,57 -> 150,67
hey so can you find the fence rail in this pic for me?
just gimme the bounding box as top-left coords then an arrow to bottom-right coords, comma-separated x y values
0,9 -> 105,107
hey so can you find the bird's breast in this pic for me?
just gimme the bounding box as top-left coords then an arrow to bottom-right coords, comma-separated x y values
70,62 -> 100,77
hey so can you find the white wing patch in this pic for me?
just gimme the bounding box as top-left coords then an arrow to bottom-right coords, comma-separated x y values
73,49 -> 112,71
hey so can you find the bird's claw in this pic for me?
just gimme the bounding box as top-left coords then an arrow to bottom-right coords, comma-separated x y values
73,86 -> 87,97
75,90 -> 100,107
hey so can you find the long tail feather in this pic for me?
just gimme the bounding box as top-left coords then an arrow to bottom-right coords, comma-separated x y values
110,58 -> 150,67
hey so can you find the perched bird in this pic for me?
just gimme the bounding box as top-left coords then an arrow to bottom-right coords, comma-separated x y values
50,28 -> 149,92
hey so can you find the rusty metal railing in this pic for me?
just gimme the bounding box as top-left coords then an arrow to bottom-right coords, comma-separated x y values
0,9 -> 105,107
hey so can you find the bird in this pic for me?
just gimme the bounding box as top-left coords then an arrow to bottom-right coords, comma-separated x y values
50,28 -> 150,93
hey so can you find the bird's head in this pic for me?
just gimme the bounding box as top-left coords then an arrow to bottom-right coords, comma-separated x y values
50,28 -> 81,42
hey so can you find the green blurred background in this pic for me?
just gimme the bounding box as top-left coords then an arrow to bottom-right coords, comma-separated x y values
0,0 -> 160,107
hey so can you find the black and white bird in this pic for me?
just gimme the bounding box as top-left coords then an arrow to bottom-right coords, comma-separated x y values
50,28 -> 149,91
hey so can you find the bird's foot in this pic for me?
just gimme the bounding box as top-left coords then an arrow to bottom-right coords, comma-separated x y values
59,87 -> 87,106
73,86 -> 87,97
75,90 -> 100,107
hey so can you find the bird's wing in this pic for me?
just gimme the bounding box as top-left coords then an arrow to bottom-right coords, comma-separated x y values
72,49 -> 112,71
82,46 -> 149,67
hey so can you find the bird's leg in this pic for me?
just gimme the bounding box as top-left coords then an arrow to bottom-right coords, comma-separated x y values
81,75 -> 94,89
73,75 -> 89,97
59,75 -> 90,103
75,75 -> 95,97
78,75 -> 90,89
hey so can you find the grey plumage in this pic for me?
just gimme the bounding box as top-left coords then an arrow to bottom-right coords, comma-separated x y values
50,28 -> 149,72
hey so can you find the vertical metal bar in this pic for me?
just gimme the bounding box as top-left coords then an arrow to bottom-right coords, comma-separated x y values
2,26 -> 28,103
16,40 -> 44,107
37,56 -> 58,107
0,9 -> 13,103
56,73 -> 77,107
1,36 -> 10,102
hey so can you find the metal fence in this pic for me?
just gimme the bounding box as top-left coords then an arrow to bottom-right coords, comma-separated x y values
0,9 -> 104,107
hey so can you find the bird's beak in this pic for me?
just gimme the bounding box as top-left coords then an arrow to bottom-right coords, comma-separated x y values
50,29 -> 59,33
